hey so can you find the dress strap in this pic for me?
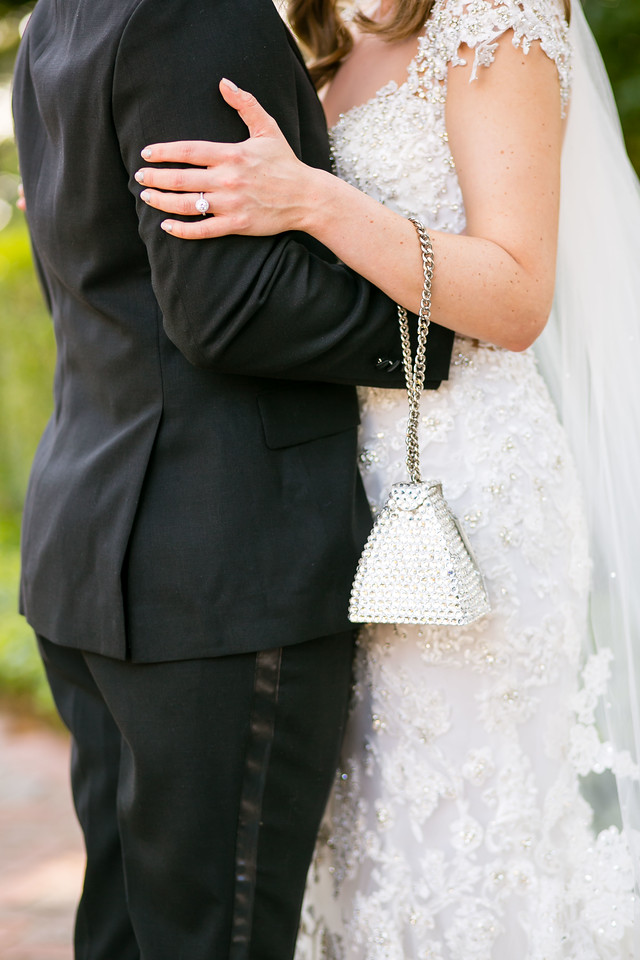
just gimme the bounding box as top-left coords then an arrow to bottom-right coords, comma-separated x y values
412,0 -> 572,114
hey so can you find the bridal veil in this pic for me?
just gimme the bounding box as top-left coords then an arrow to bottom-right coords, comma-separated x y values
534,0 -> 640,913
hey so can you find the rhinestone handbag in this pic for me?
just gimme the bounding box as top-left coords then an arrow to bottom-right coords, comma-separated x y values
349,218 -> 491,626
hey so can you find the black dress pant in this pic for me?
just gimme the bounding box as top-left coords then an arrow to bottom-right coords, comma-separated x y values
38,630 -> 355,960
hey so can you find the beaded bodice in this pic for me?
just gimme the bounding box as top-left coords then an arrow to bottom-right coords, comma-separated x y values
330,0 -> 571,235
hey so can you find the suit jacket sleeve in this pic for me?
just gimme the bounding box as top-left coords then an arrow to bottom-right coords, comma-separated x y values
112,0 -> 452,387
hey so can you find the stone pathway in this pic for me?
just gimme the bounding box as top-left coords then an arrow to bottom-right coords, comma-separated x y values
0,709 -> 84,960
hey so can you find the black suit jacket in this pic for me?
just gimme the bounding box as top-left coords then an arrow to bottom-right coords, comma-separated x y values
12,0 -> 454,661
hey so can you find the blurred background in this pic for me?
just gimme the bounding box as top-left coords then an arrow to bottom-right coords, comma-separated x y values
0,0 -> 639,721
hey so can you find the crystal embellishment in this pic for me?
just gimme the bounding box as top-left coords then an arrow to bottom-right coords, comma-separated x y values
195,193 -> 210,215
349,480 -> 491,625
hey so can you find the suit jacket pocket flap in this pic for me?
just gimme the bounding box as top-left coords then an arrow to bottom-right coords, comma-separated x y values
258,383 -> 360,450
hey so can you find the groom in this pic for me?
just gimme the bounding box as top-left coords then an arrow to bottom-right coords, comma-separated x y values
13,0 -> 453,957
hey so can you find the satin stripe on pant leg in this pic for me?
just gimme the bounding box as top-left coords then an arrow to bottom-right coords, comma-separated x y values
230,647 -> 283,959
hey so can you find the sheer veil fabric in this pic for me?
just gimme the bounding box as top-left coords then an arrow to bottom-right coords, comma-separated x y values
534,0 -> 640,916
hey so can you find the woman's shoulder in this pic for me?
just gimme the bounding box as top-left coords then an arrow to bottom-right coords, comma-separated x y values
421,0 -> 571,110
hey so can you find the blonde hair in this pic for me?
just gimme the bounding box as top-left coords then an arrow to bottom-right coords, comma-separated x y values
287,0 -> 571,89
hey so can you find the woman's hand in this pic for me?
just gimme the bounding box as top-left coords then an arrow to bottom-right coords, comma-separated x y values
17,184 -> 26,212
135,78 -> 324,239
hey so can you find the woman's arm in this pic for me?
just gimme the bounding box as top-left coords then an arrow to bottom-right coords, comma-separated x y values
137,35 -> 563,352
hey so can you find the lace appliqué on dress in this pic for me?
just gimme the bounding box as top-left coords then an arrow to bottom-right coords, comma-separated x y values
297,345 -> 637,959
298,639 -> 637,960
417,0 -> 571,115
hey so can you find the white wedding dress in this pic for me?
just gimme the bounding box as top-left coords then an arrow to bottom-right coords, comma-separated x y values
294,1 -> 638,957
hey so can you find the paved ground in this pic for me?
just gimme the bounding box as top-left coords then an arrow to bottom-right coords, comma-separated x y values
0,709 -> 84,960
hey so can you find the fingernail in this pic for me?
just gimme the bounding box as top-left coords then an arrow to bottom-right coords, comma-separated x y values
161,221 -> 173,233
135,170 -> 145,183
141,148 -> 152,159
221,77 -> 238,92
140,190 -> 150,202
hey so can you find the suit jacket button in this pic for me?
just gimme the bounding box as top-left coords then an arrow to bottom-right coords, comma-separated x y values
375,357 -> 401,373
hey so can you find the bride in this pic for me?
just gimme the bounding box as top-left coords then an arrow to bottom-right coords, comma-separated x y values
135,0 -> 640,955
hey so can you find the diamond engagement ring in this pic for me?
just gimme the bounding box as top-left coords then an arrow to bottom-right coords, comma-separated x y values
195,192 -> 210,216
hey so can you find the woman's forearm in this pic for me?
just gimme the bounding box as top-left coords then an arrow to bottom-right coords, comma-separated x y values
297,166 -> 550,353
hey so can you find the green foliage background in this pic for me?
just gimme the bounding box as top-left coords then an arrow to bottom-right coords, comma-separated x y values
1,2 -> 57,717
583,0 -> 640,170
0,0 -> 638,719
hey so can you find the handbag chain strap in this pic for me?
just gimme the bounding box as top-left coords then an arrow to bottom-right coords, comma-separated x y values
397,217 -> 434,484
